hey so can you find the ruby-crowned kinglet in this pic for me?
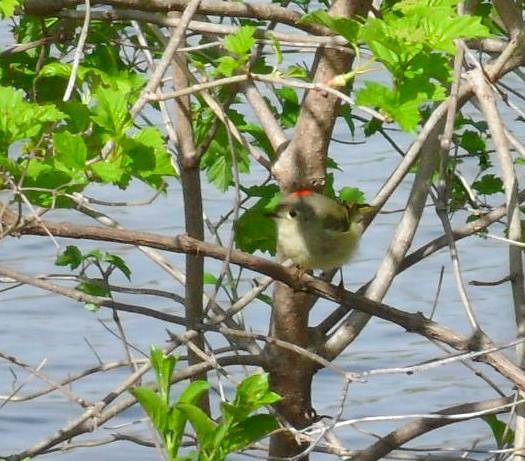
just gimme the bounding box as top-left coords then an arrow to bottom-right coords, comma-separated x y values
269,189 -> 370,271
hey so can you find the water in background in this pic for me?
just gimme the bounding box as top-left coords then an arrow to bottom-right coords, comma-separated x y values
0,18 -> 523,461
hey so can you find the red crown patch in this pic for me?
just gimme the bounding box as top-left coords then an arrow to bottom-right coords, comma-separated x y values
291,189 -> 314,197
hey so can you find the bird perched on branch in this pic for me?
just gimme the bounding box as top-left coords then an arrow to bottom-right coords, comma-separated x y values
268,189 -> 371,271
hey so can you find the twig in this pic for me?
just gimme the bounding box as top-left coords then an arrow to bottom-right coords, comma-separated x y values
63,0 -> 90,101
434,43 -> 480,330
0,352 -> 88,408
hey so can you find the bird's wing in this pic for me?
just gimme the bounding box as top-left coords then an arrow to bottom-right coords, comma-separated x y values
322,205 -> 351,232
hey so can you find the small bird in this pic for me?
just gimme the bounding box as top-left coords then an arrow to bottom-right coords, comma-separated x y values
269,189 -> 370,271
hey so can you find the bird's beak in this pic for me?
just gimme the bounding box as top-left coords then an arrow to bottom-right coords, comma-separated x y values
265,210 -> 280,219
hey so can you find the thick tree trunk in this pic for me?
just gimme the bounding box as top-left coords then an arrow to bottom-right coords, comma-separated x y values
267,0 -> 372,457
266,283 -> 317,459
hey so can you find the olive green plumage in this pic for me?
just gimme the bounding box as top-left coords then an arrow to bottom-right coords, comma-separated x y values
270,192 -> 367,271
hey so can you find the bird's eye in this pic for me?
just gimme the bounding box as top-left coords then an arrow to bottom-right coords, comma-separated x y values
288,209 -> 297,218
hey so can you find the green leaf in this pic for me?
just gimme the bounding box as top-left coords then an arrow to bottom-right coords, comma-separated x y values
122,128 -> 177,188
221,414 -> 279,453
23,159 -> 53,181
339,187 -> 366,204
449,176 -> 468,211
149,347 -> 177,403
256,293 -> 273,306
203,273 -> 219,285
91,159 -> 128,185
215,56 -> 241,77
235,186 -> 280,255
223,26 -> 256,57
132,127 -> 172,171
76,281 -> 110,297
20,158 -> 80,208
55,245 -> 83,269
168,380 -> 211,455
85,249 -> 105,262
177,402 -> 217,445
300,10 -> 361,42
211,154 -> 233,191
363,117 -> 383,137
61,101 -> 92,133
233,373 -> 281,416
53,131 -> 87,170
270,35 -> 283,66
459,130 -> 486,154
38,62 -> 73,80
285,64 -> 309,80
472,174 -> 504,195
483,414 -> 514,447
131,386 -> 169,433
275,87 -> 299,129
235,204 -> 277,255
339,104 -> 355,137
241,184 -> 280,199
0,86 -> 65,150
0,0 -> 21,18
91,87 -> 132,137
104,253 -> 132,280
177,380 -> 211,406
356,81 -> 421,132
426,15 -> 490,54
84,302 -> 100,312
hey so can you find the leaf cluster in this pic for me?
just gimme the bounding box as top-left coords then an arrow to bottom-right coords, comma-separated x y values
55,245 -> 131,308
132,348 -> 281,461
302,0 -> 490,131
0,20 -> 177,207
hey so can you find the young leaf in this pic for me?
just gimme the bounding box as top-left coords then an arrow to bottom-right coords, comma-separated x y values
85,249 -> 105,262
221,414 -> 279,453
459,130 -> 486,154
0,0 -> 21,18
234,373 -> 281,412
38,62 -> 73,80
483,414 -> 514,447
84,303 -> 100,312
132,127 -> 177,177
270,35 -> 283,66
356,81 -> 421,132
275,87 -> 300,129
177,380 -> 211,406
149,347 -> 177,403
235,203 -> 277,255
339,187 -> 366,204
168,380 -> 211,455
215,56 -> 241,77
90,159 -> 128,185
131,386 -> 169,433
300,10 -> 361,43
203,272 -> 219,285
53,131 -> 87,170
472,174 -> 504,195
205,152 -> 232,191
55,245 -> 83,270
76,281 -> 110,297
223,26 -> 256,57
61,101 -> 92,133
0,86 -> 65,150
235,185 -> 280,255
177,402 -> 217,446
104,253 -> 132,280
91,87 -> 132,137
